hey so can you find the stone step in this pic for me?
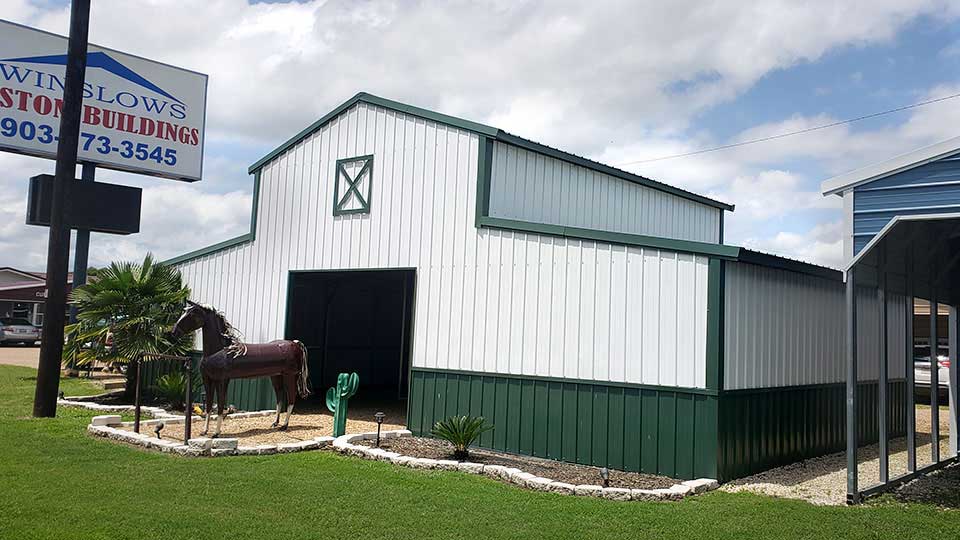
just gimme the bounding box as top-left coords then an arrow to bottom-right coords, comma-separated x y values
101,380 -> 126,391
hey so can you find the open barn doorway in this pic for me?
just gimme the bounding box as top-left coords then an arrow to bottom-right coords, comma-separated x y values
285,269 -> 415,417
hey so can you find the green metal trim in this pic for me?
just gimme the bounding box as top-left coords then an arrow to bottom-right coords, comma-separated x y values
249,92 -> 499,175
410,366 -> 719,397
706,258 -> 723,391
333,155 -> 374,216
163,171 -> 261,266
474,136 -> 493,228
494,133 -> 735,212
478,215 -> 742,259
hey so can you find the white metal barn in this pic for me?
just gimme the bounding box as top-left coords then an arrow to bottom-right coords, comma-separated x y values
166,93 -> 896,480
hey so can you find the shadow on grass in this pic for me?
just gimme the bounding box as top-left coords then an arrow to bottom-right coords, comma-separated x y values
890,463 -> 960,509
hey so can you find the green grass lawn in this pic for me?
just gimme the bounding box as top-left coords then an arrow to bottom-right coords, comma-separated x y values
0,365 -> 957,540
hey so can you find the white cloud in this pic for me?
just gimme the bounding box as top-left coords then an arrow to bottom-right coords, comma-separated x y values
743,221 -> 846,270
0,1 -> 958,271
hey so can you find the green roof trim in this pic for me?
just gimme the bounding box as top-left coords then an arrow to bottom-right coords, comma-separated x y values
163,171 -> 261,266
248,92 -> 498,175
247,92 -> 732,211
478,215 -> 742,259
736,249 -> 842,282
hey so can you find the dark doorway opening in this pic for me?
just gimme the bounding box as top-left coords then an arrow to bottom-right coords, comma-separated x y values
285,269 -> 415,406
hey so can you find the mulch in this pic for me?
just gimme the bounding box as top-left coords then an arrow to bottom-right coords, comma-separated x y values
358,436 -> 678,489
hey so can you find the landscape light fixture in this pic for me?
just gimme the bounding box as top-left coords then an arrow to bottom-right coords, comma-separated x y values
374,411 -> 386,447
600,467 -> 610,488
154,421 -> 165,440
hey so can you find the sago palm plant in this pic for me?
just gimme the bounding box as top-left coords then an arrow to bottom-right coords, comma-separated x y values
431,415 -> 493,460
63,254 -> 192,396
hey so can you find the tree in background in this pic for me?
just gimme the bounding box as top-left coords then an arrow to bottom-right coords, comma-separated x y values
63,254 -> 191,396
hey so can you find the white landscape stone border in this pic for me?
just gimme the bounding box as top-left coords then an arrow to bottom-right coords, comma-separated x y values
332,431 -> 719,502
65,398 -> 335,457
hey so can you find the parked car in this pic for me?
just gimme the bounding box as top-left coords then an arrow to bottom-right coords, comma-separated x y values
914,345 -> 950,401
0,317 -> 41,346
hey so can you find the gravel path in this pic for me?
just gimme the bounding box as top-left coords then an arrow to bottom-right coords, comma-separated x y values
722,405 -> 954,506
121,403 -> 406,445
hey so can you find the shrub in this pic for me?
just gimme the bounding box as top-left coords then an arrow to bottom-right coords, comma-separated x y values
431,415 -> 493,460
151,372 -> 198,410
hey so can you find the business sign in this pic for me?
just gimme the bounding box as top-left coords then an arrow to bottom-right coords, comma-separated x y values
0,19 -> 207,182
27,174 -> 142,235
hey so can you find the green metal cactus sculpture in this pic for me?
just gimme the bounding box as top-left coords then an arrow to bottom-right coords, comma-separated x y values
326,372 -> 359,437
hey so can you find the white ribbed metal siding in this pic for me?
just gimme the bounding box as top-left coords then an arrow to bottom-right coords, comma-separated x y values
175,102 -> 710,389
488,141 -> 721,243
724,261 -> 907,390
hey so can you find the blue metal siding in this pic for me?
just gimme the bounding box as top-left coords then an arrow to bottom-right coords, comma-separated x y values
853,154 -> 960,253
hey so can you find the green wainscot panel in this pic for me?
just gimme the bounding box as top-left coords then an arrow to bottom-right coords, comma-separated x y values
717,381 -> 908,481
408,368 -> 719,480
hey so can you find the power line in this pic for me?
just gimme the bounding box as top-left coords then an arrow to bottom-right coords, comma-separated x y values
617,91 -> 960,166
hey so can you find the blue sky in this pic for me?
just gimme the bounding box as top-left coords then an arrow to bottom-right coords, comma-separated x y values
1,1 -> 959,270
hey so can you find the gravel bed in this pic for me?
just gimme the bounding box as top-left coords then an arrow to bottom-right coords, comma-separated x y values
358,436 -> 678,489
119,403 -> 405,446
722,405 -> 953,506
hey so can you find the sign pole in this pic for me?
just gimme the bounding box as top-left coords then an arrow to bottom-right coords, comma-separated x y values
65,162 -> 94,375
33,0 -> 92,417
70,162 -> 95,320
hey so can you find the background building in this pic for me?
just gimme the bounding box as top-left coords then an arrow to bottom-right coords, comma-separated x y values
0,267 -> 72,326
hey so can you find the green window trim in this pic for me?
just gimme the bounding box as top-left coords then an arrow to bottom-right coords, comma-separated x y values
333,155 -> 374,216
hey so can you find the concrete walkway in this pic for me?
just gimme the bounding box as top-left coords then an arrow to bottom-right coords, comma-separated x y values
0,346 -> 40,368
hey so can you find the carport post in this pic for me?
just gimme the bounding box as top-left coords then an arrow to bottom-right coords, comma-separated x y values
846,267 -> 859,504
905,281 -> 916,473
878,261 -> 889,484
951,306 -> 958,457
931,293 -> 940,464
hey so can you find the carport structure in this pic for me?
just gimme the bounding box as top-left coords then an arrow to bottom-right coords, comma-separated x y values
845,214 -> 960,502
824,138 -> 960,503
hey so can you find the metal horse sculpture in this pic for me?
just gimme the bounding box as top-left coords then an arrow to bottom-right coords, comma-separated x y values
171,301 -> 311,437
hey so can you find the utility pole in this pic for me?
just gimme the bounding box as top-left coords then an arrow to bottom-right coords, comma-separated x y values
33,0 -> 92,417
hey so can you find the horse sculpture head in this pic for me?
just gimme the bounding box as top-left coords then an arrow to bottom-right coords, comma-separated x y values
171,301 -> 207,340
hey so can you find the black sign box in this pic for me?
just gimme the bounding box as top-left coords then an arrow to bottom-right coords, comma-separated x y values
26,174 -> 142,235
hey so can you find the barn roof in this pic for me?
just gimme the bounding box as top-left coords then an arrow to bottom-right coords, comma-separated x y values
821,135 -> 960,196
248,92 -> 734,212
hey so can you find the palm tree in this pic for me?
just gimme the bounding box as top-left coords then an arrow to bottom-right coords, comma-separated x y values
63,254 -> 191,396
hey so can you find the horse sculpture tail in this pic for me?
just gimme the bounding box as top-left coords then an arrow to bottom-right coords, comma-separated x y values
294,340 -> 312,397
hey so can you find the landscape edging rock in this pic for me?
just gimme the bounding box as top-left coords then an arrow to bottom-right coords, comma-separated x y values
73,400 -> 335,457
330,431 -> 719,502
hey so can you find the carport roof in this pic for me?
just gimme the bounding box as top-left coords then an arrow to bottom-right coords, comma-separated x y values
847,212 -> 960,305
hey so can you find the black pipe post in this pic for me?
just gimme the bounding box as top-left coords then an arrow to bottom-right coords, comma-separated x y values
134,358 -> 142,433
184,356 -> 192,443
33,0 -> 92,417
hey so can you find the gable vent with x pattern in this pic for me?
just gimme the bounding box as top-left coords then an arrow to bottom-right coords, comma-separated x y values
333,155 -> 373,215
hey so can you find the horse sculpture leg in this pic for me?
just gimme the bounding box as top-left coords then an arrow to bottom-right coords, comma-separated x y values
279,372 -> 297,431
201,376 -> 214,436
213,380 -> 229,438
270,375 -> 284,428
